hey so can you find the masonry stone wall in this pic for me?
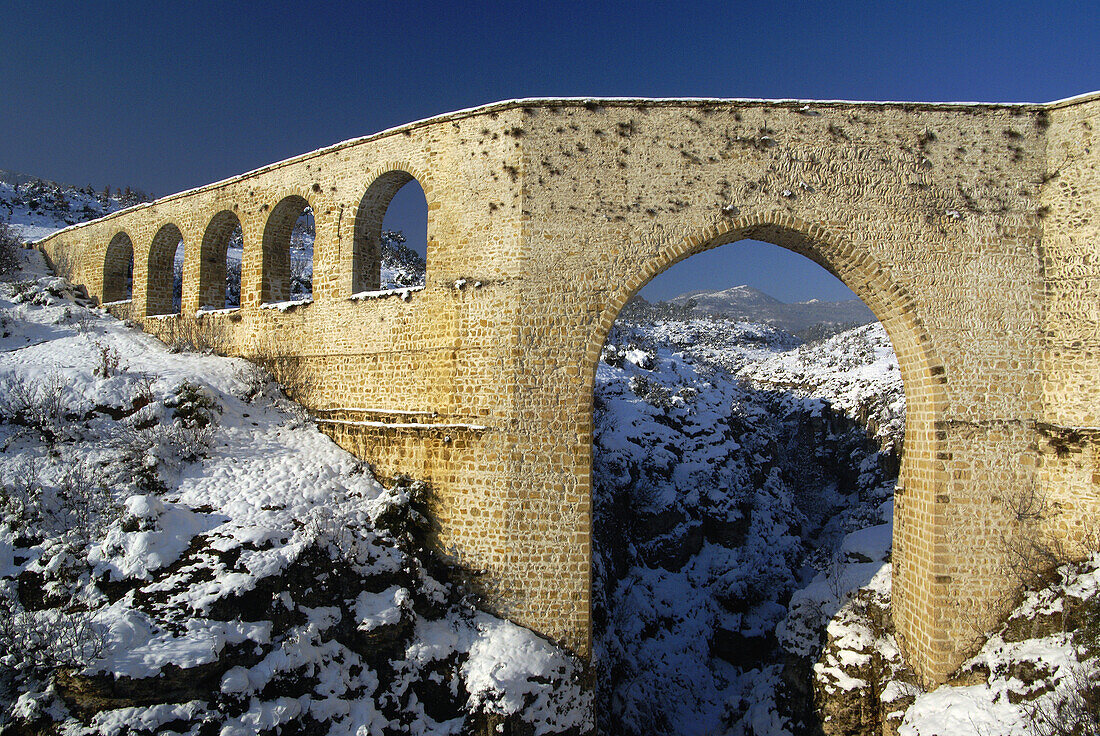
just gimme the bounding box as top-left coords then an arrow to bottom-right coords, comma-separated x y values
35,94 -> 1099,690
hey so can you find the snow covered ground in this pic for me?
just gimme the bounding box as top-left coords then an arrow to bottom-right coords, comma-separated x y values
592,316 -> 903,734
592,313 -> 1099,735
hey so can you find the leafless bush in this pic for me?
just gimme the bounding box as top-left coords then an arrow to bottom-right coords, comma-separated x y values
52,458 -> 117,547
1005,480 -> 1051,524
998,482 -> 1085,592
0,588 -> 106,676
92,341 -> 121,378
823,549 -> 852,605
114,418 -> 213,494
0,222 -> 21,280
302,508 -> 379,568
0,457 -> 40,527
1024,664 -> 1100,736
1,371 -> 67,441
157,316 -> 231,355
232,364 -> 268,403
69,308 -> 97,333
251,333 -> 318,404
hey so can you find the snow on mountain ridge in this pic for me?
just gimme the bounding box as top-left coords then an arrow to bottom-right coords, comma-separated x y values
0,171 -> 151,242
665,284 -> 876,335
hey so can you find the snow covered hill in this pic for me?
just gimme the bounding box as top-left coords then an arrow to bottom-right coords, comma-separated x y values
592,311 -> 1100,735
592,315 -> 903,734
664,285 -> 875,336
0,170 -> 151,243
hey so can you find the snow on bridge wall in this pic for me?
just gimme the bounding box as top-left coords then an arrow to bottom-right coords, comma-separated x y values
37,93 -> 1100,686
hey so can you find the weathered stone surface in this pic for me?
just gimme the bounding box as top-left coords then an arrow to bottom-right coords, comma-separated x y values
34,93 -> 1100,692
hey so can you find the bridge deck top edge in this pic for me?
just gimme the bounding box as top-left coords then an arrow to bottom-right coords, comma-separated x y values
32,91 -> 1096,247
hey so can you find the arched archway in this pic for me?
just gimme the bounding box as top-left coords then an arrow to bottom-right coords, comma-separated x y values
579,212 -> 948,680
352,170 -> 429,293
146,223 -> 184,316
102,231 -> 133,303
261,195 -> 313,303
199,210 -> 243,309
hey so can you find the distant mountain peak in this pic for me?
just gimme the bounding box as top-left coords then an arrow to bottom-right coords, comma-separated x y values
663,284 -> 875,335
670,284 -> 783,308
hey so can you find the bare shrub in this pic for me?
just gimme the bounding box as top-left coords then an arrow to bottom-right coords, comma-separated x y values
998,481 -> 1088,592
0,457 -> 40,527
114,418 -> 213,494
0,588 -> 106,676
92,341 -> 121,378
232,364 -> 267,404
165,380 -> 220,429
1,372 -> 67,441
70,308 -> 97,333
0,222 -> 21,280
52,458 -> 117,546
157,316 -> 231,354
1005,479 -> 1051,523
250,333 -> 318,404
1024,665 -> 1100,736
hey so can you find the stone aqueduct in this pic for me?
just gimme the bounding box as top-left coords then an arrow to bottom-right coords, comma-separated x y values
37,94 -> 1099,686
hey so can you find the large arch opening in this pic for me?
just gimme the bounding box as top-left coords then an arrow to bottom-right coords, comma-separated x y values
146,223 -> 184,316
199,210 -> 244,310
261,195 -> 314,303
352,171 -> 428,293
584,218 -> 945,735
102,231 -> 133,303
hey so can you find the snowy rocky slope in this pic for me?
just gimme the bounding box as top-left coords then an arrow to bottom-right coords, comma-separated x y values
592,315 -> 903,735
0,171 -> 151,243
0,251 -> 587,735
592,311 -> 1100,736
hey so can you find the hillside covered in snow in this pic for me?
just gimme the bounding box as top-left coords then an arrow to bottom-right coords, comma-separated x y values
662,284 -> 875,337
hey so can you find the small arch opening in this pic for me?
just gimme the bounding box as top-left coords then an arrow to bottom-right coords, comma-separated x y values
353,172 -> 428,293
147,223 -> 184,316
102,231 -> 134,303
199,210 -> 244,310
261,195 -> 313,303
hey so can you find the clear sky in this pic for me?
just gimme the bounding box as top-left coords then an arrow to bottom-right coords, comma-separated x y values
1,1 -> 1096,302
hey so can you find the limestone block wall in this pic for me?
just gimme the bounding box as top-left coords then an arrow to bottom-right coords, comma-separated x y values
503,99 -> 1057,684
1040,95 -> 1100,552
34,94 -> 1100,688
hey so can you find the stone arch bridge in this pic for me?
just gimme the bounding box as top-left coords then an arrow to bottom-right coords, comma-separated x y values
37,94 -> 1100,686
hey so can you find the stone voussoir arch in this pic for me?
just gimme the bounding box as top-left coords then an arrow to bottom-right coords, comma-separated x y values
578,210 -> 952,663
101,230 -> 135,304
347,160 -> 437,294
257,188 -> 320,305
583,212 -> 944,383
144,222 -> 186,317
198,209 -> 245,310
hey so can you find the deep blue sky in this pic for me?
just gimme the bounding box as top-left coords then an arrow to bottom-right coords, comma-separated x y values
1,1 -> 1096,302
